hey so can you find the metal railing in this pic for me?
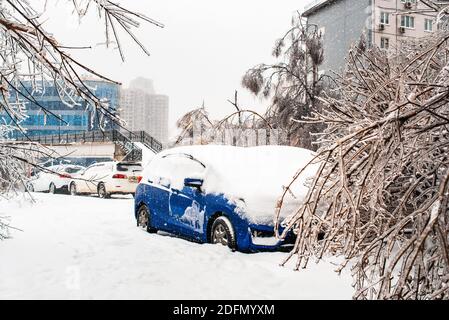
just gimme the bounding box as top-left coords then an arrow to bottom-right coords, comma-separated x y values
14,129 -> 164,154
118,130 -> 164,153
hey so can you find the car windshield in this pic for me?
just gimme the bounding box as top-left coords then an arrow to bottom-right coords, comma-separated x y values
117,163 -> 143,173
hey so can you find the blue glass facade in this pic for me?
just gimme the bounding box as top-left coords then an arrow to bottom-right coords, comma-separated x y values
0,80 -> 121,138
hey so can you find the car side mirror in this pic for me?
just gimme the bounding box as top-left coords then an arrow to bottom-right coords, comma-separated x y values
184,178 -> 203,188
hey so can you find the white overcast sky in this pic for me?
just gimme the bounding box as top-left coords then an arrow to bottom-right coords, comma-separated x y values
42,0 -> 308,134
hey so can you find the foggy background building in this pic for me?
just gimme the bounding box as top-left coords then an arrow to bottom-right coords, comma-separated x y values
120,77 -> 169,144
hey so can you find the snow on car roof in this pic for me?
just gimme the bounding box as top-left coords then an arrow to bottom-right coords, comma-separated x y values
147,145 -> 320,224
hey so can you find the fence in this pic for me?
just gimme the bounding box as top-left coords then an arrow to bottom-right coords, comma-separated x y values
177,128 -> 291,147
14,130 -> 163,154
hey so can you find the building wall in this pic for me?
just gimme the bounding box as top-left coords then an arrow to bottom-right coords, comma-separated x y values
305,0 -> 371,73
130,77 -> 155,94
372,0 -> 440,53
120,89 -> 146,132
0,80 -> 120,138
147,95 -> 169,145
305,0 -> 447,72
120,87 -> 169,144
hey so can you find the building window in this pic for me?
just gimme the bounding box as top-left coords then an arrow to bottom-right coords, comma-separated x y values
380,37 -> 390,50
401,15 -> 415,29
380,12 -> 390,25
425,19 -> 433,32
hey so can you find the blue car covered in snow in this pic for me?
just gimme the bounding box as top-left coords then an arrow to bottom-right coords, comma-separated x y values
134,145 -> 317,252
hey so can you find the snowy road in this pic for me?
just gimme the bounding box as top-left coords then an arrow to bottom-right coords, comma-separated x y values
0,194 -> 353,300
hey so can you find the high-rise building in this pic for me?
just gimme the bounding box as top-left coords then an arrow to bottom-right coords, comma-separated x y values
0,79 -> 120,137
120,78 -> 169,144
303,0 -> 448,72
129,77 -> 155,95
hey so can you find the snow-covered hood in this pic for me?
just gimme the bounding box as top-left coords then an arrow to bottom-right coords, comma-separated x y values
231,195 -> 308,226
145,145 -> 319,225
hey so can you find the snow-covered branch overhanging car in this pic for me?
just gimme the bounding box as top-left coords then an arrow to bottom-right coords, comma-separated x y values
134,145 -> 319,252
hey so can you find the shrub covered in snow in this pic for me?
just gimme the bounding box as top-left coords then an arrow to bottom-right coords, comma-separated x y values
279,27 -> 449,299
0,217 -> 9,240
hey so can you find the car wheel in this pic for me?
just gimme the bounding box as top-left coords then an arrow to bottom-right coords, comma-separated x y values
70,183 -> 77,196
49,183 -> 56,194
27,184 -> 34,193
137,205 -> 157,233
211,216 -> 237,251
98,183 -> 110,199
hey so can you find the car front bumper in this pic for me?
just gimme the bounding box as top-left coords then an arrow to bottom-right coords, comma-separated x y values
237,224 -> 296,253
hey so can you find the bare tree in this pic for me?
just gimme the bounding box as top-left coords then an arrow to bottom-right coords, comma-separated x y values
174,93 -> 274,147
174,104 -> 213,145
242,12 -> 327,150
275,4 -> 449,299
0,0 -> 163,237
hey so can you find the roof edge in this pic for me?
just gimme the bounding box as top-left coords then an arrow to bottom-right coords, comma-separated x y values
302,0 -> 338,17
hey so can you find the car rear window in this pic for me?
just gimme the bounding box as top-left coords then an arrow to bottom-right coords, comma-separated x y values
117,163 -> 143,172
65,167 -> 83,174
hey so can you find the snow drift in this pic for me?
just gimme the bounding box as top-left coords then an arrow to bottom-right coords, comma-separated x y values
0,194 -> 352,299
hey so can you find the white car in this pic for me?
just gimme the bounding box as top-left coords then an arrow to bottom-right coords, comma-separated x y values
27,165 -> 85,194
68,161 -> 143,198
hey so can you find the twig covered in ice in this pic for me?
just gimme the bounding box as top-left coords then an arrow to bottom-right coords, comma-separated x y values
0,1 -> 163,236
275,1 -> 449,300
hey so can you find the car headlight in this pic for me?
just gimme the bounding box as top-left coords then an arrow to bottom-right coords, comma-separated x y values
231,198 -> 246,214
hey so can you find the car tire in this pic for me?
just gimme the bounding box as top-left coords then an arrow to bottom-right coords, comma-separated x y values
49,183 -> 57,194
27,184 -> 34,193
137,205 -> 157,234
98,183 -> 110,199
70,183 -> 78,196
211,216 -> 237,251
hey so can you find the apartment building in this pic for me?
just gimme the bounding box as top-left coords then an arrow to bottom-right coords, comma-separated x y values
303,0 -> 446,72
373,0 -> 440,51
120,78 -> 169,144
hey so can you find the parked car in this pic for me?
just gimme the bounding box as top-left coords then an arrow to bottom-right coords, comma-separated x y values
27,165 -> 85,194
134,145 -> 318,252
69,161 -> 143,198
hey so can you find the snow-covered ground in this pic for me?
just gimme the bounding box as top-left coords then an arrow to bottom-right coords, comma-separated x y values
0,193 -> 353,300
